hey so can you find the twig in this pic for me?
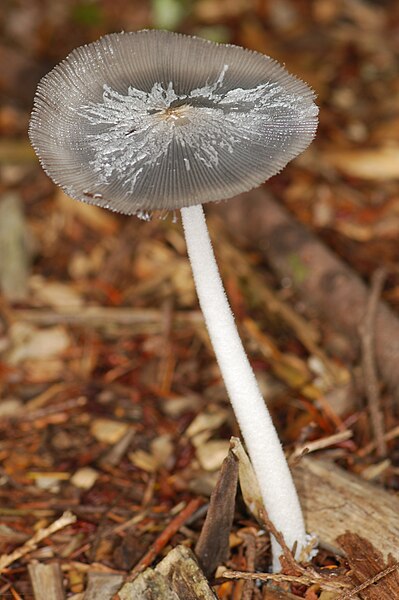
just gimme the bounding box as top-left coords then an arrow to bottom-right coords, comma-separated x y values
0,511 -> 76,572
254,506 -> 351,593
125,498 -> 202,581
221,569 -> 349,592
291,430 -> 353,460
258,507 -> 301,575
359,267 -> 387,457
335,560 -> 399,599
18,396 -> 87,422
358,423 -> 399,457
238,529 -> 258,600
14,306 -> 203,327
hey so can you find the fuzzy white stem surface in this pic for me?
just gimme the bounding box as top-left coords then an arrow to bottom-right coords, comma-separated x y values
181,204 -> 306,570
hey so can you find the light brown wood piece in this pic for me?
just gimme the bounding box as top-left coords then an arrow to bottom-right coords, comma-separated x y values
119,570 -> 180,600
28,562 -> 65,600
84,572 -> 124,600
293,457 -> 399,560
195,448 -> 238,577
118,545 -> 217,599
0,193 -> 30,301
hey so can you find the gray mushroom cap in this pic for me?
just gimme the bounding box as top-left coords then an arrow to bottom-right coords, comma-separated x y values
29,29 -> 318,216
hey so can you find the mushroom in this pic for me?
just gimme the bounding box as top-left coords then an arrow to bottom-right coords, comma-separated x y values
29,30 -> 318,570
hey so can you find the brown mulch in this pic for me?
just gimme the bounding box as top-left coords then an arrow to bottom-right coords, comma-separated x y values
1,0 -> 399,598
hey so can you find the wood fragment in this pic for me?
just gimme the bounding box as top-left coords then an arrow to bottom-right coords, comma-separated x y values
99,428 -> 135,468
118,546 -> 217,599
0,512 -> 76,572
195,446 -> 238,577
336,533 -> 399,599
359,268 -> 387,457
119,569 -> 180,600
84,572 -> 124,600
28,561 -> 65,600
157,545 -> 218,599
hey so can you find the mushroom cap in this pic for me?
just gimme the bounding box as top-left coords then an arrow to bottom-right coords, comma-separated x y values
29,30 -> 318,216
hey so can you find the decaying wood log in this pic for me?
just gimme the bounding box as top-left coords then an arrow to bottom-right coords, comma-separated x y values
214,190 -> 399,396
293,457 -> 399,560
28,562 -> 65,600
117,545 -> 217,599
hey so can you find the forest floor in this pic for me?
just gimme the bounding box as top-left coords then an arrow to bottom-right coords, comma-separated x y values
1,0 -> 399,598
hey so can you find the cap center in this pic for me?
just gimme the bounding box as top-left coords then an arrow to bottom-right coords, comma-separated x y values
155,103 -> 191,126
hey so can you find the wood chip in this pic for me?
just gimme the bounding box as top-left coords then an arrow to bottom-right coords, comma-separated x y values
336,533 -> 399,599
118,569 -> 180,600
57,190 -> 119,235
84,572 -> 124,600
71,467 -> 99,490
99,428 -> 135,468
90,419 -> 129,444
196,440 -> 231,471
119,545 -> 217,599
6,322 -> 70,364
195,446 -> 238,576
30,278 -> 83,309
28,561 -> 65,600
327,146 -> 399,180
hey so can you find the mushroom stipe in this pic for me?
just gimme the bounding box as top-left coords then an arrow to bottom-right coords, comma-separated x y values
29,29 -> 319,571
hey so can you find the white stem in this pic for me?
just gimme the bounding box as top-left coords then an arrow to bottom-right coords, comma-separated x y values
181,204 -> 306,570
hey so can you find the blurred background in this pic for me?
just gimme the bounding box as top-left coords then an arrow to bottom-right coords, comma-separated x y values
2,0 -> 399,273
1,1 -> 399,598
